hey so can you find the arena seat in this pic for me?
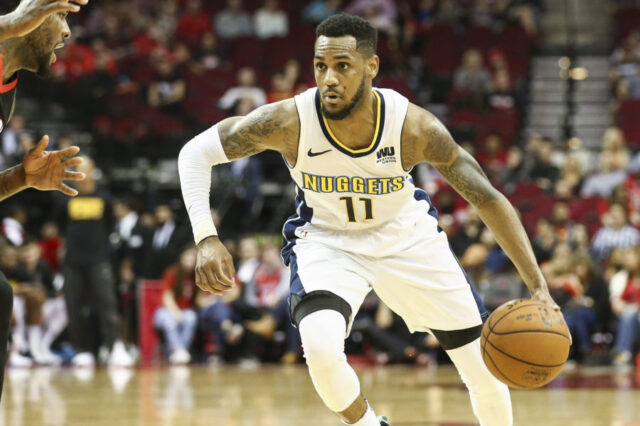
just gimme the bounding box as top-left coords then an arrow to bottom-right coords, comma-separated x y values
617,99 -> 640,148
423,24 -> 460,75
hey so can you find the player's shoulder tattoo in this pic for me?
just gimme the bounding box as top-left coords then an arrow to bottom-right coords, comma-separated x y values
401,104 -> 458,169
219,99 -> 299,161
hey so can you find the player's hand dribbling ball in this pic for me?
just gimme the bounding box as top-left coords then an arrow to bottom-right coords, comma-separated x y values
481,299 -> 571,389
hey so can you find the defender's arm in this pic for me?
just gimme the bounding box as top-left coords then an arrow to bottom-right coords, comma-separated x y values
401,104 -> 555,307
178,99 -> 299,294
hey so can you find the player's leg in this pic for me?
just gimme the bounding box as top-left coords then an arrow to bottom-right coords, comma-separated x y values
371,230 -> 512,426
445,337 -> 512,426
288,241 -> 378,426
298,309 -> 380,426
0,270 -> 13,399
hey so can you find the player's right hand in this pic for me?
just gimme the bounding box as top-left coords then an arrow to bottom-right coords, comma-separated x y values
195,236 -> 236,295
5,0 -> 89,39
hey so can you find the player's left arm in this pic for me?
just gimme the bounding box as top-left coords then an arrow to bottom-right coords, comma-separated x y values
402,103 -> 558,310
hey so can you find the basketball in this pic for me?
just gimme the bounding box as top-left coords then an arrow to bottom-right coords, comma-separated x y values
481,299 -> 571,389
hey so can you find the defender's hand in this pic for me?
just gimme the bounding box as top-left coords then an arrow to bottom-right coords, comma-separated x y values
195,236 -> 236,295
6,0 -> 88,39
24,135 -> 85,196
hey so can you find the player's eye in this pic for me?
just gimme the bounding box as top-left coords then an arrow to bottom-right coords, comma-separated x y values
339,63 -> 350,70
315,63 -> 326,71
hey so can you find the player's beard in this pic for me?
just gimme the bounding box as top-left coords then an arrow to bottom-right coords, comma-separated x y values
321,74 -> 366,120
25,36 -> 53,78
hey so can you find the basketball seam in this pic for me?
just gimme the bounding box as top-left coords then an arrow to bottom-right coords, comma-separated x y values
482,348 -> 524,388
484,336 -> 567,368
488,302 -> 545,334
490,329 -> 571,341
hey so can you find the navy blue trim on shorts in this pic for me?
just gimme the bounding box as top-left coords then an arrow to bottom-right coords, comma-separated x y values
281,185 -> 313,266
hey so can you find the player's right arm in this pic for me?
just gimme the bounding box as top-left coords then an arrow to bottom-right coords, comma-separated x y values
178,99 -> 299,294
0,0 -> 88,42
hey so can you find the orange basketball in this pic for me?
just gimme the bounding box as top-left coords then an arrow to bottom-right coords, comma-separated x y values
481,298 -> 571,389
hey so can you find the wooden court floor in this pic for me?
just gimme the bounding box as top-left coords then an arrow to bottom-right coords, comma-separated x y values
0,364 -> 638,426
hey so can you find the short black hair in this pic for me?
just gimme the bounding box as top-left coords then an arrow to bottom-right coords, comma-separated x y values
316,14 -> 377,57
0,0 -> 20,15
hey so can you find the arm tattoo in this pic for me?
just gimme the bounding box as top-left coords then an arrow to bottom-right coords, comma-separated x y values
219,108 -> 281,160
423,120 -> 498,206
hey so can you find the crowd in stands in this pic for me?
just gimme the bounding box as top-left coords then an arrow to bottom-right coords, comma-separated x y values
0,0 -> 639,369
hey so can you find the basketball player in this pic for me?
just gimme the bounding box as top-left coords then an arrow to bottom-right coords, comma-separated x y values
179,14 -> 559,426
0,0 -> 89,398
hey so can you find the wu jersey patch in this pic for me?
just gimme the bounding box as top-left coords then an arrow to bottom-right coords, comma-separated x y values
376,146 -> 396,164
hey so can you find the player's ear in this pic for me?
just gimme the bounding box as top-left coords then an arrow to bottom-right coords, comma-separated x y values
366,55 -> 379,80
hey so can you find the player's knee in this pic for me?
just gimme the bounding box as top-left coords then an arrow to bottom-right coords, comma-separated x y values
0,276 -> 13,315
299,310 -> 346,370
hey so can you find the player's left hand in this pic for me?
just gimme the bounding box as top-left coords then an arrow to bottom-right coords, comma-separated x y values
531,287 -> 561,312
23,135 -> 85,196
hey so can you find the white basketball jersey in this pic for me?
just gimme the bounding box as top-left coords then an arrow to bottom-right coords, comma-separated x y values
282,87 -> 441,259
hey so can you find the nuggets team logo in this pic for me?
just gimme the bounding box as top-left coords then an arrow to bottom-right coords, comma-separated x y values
376,147 -> 396,164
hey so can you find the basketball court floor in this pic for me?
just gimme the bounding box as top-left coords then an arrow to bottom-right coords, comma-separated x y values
0,364 -> 638,426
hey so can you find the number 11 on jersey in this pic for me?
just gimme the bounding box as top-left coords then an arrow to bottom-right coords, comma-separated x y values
339,196 -> 374,222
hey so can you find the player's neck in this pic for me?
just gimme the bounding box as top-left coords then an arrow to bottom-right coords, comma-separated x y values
0,40 -> 24,82
324,90 -> 378,149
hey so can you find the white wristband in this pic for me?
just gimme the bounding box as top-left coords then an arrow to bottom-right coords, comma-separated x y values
178,124 -> 230,245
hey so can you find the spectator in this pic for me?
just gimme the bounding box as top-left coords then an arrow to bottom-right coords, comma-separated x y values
176,0 -> 212,47
147,59 -> 187,115
453,49 -> 492,107
254,0 -> 289,40
532,217 -> 557,263
529,137 -> 560,189
197,284 -> 244,363
581,151 -> 627,199
18,241 -> 67,365
266,60 -> 306,103
554,154 -> 583,198
142,204 -> 190,279
218,67 -> 267,111
498,146 -> 526,188
591,204 -> 640,264
436,0 -> 463,24
2,203 -> 27,247
1,115 -> 25,168
38,221 -> 63,273
626,154 -> 640,226
303,0 -> 342,23
153,246 -> 199,364
243,243 -> 300,364
477,133 -> 507,181
1,244 -> 44,368
193,32 -> 226,71
213,0 -> 253,40
345,0 -> 398,35
611,246 -> 640,366
602,127 -> 629,171
236,236 -> 260,286
487,69 -> 516,110
57,157 -> 132,368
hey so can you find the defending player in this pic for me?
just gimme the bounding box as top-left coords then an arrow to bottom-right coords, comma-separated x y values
179,14 -> 558,426
0,0 -> 88,398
